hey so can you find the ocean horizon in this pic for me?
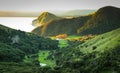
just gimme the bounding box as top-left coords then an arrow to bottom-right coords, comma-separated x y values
0,17 -> 36,32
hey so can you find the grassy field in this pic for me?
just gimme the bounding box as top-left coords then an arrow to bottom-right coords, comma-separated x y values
24,50 -> 56,67
67,35 -> 81,39
58,39 -> 69,48
38,50 -> 56,67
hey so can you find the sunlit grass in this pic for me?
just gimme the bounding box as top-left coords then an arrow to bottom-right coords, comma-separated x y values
38,50 -> 55,67
79,28 -> 120,53
58,39 -> 69,48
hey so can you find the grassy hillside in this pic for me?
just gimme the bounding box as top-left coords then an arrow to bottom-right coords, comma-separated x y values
1,28 -> 119,73
78,6 -> 120,35
32,15 -> 91,36
0,24 -> 59,62
38,50 -> 56,67
52,28 -> 120,73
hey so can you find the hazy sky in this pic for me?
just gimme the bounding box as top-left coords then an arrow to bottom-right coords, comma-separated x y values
0,0 -> 119,11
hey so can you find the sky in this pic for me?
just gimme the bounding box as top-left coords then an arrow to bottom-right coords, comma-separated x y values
0,0 -> 120,32
0,0 -> 119,12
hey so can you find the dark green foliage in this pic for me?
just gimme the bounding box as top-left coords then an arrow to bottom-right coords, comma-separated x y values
96,46 -> 120,72
92,46 -> 97,50
53,45 -> 120,73
0,24 -> 59,62
68,40 -> 84,47
48,28 -> 120,73
38,38 -> 59,50
51,41 -> 84,66
0,43 -> 25,62
0,62 -> 50,73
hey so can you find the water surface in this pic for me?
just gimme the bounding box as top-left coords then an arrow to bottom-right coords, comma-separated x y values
0,17 -> 36,32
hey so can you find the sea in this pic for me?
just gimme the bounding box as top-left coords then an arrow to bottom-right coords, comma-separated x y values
0,17 -> 37,32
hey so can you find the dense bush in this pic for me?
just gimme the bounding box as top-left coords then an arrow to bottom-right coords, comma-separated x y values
0,43 -> 25,62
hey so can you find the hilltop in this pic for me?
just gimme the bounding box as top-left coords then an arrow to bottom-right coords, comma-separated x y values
78,6 -> 120,35
32,12 -> 61,26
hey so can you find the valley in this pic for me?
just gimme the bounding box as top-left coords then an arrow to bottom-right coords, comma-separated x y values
0,6 -> 120,73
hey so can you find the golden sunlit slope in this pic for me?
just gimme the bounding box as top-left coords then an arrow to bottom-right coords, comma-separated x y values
32,12 -> 61,26
32,15 -> 91,36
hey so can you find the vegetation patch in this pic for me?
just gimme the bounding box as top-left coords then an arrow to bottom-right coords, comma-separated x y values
38,50 -> 56,67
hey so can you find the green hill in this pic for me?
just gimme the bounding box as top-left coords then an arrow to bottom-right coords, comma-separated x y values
78,6 -> 120,35
0,24 -> 58,62
52,28 -> 120,73
1,25 -> 120,73
32,12 -> 61,26
32,15 -> 91,36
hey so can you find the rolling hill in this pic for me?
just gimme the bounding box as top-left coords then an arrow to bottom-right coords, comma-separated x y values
78,6 -> 120,35
52,28 -> 120,72
0,24 -> 58,62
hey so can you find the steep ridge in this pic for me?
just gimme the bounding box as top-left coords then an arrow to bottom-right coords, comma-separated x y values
78,6 -> 120,35
32,6 -> 120,36
32,12 -> 61,26
32,15 -> 91,36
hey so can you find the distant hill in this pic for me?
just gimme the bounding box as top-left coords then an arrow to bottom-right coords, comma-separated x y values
32,6 -> 120,36
32,15 -> 91,36
0,10 -> 95,17
78,6 -> 120,35
61,10 -> 96,17
32,12 -> 61,26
